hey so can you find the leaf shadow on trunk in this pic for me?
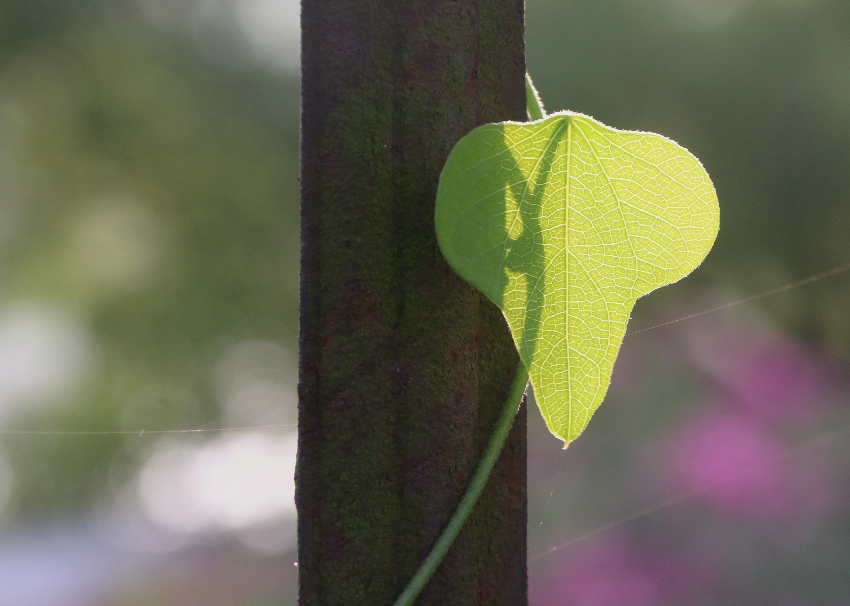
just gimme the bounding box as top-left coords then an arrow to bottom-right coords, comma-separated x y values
490,124 -> 560,374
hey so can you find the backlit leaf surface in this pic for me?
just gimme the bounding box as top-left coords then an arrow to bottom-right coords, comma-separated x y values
436,112 -> 719,445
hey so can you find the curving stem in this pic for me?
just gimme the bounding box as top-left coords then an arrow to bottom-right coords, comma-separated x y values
392,364 -> 529,606
393,74 -> 542,606
525,73 -> 547,121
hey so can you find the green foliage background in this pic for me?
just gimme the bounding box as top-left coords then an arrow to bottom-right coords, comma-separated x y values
0,17 -> 301,517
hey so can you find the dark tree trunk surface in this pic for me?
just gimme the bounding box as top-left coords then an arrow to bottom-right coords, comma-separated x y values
297,1 -> 527,604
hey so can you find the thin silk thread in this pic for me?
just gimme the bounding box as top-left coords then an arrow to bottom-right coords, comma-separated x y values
626,260 -> 850,337
1,261 -> 847,438
529,422 -> 850,562
0,423 -> 297,437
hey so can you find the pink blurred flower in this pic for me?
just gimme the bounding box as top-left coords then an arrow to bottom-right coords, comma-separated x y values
685,320 -> 842,422
529,536 -> 711,606
666,412 -> 833,519
727,342 -> 836,421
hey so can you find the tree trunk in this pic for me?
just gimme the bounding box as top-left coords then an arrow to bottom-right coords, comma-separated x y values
297,1 -> 527,604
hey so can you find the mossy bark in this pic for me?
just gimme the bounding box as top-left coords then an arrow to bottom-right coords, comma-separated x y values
297,1 -> 527,604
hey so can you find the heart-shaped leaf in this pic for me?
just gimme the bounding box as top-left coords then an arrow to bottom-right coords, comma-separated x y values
436,112 -> 719,446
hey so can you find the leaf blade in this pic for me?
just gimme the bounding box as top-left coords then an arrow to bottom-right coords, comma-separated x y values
436,112 -> 718,445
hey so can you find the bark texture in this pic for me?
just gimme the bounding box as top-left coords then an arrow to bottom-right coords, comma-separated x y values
297,1 -> 527,603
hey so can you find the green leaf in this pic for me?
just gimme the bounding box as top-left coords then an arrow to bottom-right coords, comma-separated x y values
435,112 -> 718,446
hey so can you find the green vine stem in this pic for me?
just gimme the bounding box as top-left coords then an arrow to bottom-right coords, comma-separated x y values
393,74 -> 543,606
525,73 -> 546,121
392,363 -> 530,606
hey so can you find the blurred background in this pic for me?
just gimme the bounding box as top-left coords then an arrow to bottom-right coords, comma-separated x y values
0,0 -> 847,604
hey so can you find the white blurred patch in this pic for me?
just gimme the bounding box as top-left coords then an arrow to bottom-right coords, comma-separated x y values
0,527 -> 132,606
235,0 -> 300,71
217,340 -> 297,427
0,305 -> 91,422
137,431 -> 297,551
67,197 -> 168,292
139,0 -> 300,72
94,487 -> 190,553
236,517 -> 296,554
